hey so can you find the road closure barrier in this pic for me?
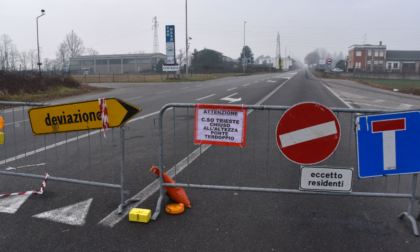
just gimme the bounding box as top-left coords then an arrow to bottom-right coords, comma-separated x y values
151,103 -> 420,236
0,100 -> 141,214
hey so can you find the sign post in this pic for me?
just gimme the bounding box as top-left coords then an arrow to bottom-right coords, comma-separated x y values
165,25 -> 178,72
276,102 -> 341,165
356,111 -> 420,178
194,104 -> 247,146
28,98 -> 141,135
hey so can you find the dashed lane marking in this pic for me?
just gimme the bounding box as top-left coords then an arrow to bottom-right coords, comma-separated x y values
196,94 -> 216,101
125,96 -> 144,101
226,87 -> 237,91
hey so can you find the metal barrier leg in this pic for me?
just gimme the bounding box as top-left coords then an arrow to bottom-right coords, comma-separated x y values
117,126 -> 139,214
398,174 -> 419,236
152,108 -> 166,220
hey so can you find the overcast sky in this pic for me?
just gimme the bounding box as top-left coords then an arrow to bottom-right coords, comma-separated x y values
1,0 -> 419,62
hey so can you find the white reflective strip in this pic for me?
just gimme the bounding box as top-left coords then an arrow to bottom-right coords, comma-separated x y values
382,131 -> 397,170
279,121 -> 337,148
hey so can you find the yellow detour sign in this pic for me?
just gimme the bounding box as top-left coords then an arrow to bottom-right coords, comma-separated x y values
28,98 -> 141,135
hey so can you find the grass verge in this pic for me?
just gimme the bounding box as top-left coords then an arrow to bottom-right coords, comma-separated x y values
1,84 -> 102,103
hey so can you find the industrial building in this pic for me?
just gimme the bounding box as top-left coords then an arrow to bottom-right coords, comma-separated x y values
69,53 -> 166,74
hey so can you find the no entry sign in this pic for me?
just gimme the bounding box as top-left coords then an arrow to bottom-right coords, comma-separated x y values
194,104 -> 247,146
276,102 -> 341,165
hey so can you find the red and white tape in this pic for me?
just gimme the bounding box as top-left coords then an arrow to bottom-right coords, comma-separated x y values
99,98 -> 109,137
0,172 -> 49,198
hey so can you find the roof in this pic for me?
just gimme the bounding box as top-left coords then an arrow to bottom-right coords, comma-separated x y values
197,48 -> 223,55
70,53 -> 165,59
386,50 -> 420,60
348,44 -> 386,50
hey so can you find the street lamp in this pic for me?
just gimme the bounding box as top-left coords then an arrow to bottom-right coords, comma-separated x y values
243,21 -> 246,73
185,0 -> 189,80
36,9 -> 46,74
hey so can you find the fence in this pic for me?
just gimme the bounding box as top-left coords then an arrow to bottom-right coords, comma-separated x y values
0,101 -> 136,213
338,72 -> 420,80
152,103 -> 420,236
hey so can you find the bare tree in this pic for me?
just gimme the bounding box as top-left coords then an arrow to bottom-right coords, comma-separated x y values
63,30 -> 85,57
28,49 -> 37,70
9,45 -> 19,70
55,43 -> 68,69
42,58 -> 52,71
314,47 -> 330,59
0,34 -> 14,70
177,48 -> 185,66
0,44 -> 4,69
86,47 -> 98,55
19,51 -> 28,70
304,51 -> 320,65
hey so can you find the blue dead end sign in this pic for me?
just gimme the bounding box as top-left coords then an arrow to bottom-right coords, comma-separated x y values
355,111 -> 420,178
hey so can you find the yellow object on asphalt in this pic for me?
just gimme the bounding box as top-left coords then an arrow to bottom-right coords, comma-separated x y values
129,208 -> 151,223
165,203 -> 185,214
0,132 -> 3,145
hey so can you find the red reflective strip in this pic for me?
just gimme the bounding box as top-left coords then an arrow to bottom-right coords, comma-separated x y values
372,119 -> 405,132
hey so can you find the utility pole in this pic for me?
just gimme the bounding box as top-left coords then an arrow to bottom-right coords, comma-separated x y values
152,17 -> 159,72
36,9 -> 46,74
277,32 -> 280,68
185,0 -> 188,80
243,21 -> 246,73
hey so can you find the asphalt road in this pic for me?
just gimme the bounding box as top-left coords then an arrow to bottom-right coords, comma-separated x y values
0,70 -> 420,251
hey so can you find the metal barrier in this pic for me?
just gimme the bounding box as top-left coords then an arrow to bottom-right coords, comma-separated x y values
152,103 -> 420,236
0,101 -> 136,213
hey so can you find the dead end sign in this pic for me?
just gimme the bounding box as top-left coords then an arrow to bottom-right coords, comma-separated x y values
28,98 -> 141,135
276,102 -> 341,165
194,104 -> 247,146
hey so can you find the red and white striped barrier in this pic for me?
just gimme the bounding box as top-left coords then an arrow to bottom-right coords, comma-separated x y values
0,173 -> 49,198
99,98 -> 109,138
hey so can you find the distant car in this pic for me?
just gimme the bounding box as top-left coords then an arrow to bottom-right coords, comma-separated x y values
331,68 -> 344,72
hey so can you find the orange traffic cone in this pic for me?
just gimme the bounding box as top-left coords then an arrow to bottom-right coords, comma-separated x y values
150,165 -> 191,208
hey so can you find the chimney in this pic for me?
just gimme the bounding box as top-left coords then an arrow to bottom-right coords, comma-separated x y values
380,41 -> 382,46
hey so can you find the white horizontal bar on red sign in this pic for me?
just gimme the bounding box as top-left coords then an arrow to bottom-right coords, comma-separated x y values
279,121 -> 337,148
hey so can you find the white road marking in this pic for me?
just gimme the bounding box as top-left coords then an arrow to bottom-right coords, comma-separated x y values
254,81 -> 259,83
267,80 -> 276,83
220,93 -> 241,103
0,194 -> 31,214
32,198 -> 93,226
279,121 -> 337,148
196,94 -> 215,101
125,96 -> 144,101
322,82 -> 353,109
196,84 -> 203,87
226,87 -> 237,91
98,73 -> 296,227
243,84 -> 250,86
180,87 -> 189,90
6,163 -> 46,170
0,110 -> 168,165
156,90 -> 170,94
4,119 -> 29,126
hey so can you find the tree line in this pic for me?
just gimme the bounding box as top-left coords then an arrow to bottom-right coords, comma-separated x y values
304,48 -> 345,67
0,31 -> 98,72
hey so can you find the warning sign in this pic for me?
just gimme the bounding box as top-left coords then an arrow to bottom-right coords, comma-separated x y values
194,104 -> 247,146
